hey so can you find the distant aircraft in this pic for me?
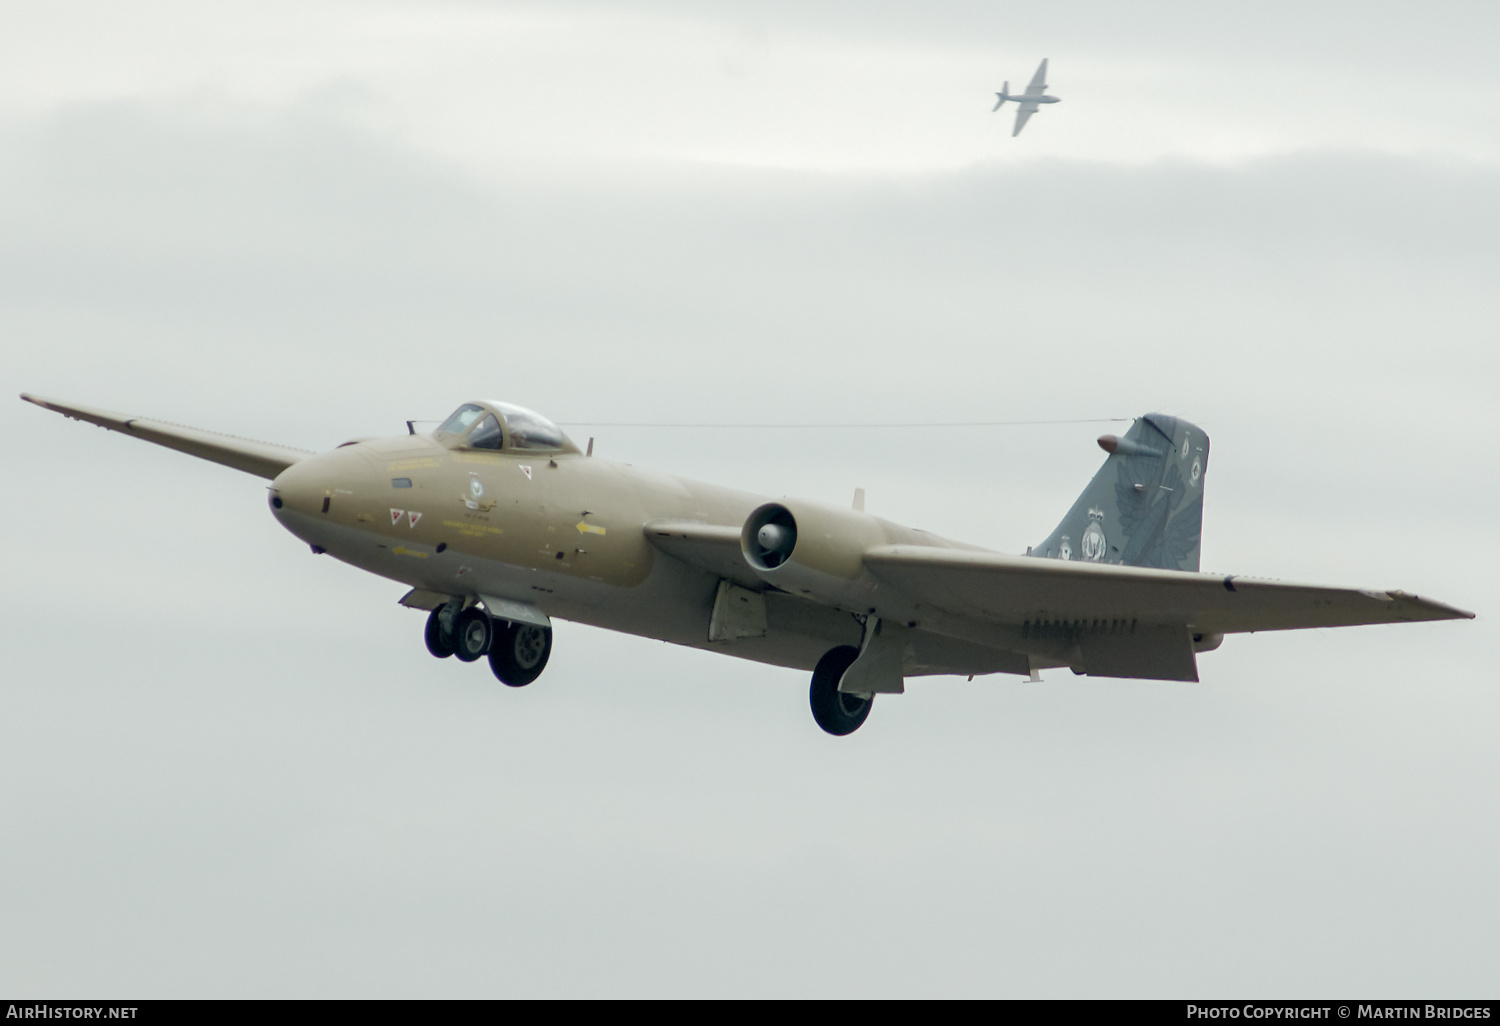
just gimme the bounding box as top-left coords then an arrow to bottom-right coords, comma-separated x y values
20,394 -> 1473,736
994,58 -> 1060,137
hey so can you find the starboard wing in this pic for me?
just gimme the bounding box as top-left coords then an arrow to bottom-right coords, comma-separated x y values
1025,58 -> 1048,96
863,545 -> 1473,635
21,393 -> 312,479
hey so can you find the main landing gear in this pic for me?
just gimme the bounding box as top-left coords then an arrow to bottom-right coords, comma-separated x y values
809,645 -> 873,736
425,605 -> 457,658
489,621 -> 551,687
452,607 -> 493,662
423,604 -> 552,687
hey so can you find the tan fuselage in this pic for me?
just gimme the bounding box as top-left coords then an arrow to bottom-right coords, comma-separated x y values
268,433 -> 1025,677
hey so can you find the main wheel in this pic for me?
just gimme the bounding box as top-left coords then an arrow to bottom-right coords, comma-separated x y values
489,622 -> 552,687
452,607 -> 492,662
424,606 -> 456,659
809,645 -> 872,736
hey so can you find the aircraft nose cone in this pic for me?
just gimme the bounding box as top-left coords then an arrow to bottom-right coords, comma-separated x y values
268,453 -> 350,547
267,446 -> 374,551
270,458 -> 324,517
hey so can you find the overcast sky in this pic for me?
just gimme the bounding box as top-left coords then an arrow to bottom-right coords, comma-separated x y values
3,0 -> 1495,998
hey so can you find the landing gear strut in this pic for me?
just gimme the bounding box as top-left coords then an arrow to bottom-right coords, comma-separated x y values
488,622 -> 552,687
809,645 -> 873,736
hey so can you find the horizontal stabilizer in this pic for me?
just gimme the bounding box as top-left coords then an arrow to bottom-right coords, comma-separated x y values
21,393 -> 312,479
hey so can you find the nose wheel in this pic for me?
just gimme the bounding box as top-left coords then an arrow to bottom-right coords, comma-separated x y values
488,622 -> 552,687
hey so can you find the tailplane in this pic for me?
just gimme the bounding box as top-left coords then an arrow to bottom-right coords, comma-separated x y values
993,83 -> 1010,111
1031,414 -> 1209,571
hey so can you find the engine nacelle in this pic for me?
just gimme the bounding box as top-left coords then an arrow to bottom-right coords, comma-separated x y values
741,499 -> 890,610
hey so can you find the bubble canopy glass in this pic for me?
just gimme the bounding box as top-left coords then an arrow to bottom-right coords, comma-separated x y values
435,401 -> 575,453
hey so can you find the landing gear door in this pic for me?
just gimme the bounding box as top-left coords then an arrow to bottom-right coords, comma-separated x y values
838,617 -> 908,695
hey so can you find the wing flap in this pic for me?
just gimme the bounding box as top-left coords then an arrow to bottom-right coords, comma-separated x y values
864,545 -> 1473,634
1079,625 -> 1198,681
22,393 -> 312,479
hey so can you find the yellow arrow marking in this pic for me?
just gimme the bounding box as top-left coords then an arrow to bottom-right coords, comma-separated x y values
392,546 -> 429,558
576,521 -> 607,536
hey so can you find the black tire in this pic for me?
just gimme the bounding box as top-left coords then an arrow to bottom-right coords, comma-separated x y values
452,607 -> 492,662
489,622 -> 552,687
424,607 -> 456,659
809,645 -> 872,736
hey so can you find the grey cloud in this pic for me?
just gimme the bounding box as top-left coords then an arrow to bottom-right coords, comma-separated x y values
519,0 -> 1500,77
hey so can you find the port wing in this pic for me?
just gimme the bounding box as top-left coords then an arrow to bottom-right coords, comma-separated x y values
21,393 -> 312,479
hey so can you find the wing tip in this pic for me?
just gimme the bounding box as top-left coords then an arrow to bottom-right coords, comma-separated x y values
1386,589 -> 1476,620
18,393 -> 128,427
20,392 -> 92,422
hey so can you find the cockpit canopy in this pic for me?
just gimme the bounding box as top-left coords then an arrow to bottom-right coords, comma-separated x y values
434,401 -> 577,454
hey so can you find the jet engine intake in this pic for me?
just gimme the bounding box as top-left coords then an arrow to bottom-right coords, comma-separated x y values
741,500 -> 888,609
745,505 -> 797,570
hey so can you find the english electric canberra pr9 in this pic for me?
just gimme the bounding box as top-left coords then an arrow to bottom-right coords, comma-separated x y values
22,394 -> 1472,736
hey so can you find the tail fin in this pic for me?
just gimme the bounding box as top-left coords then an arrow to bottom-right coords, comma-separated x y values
993,83 -> 1009,111
1031,414 -> 1209,571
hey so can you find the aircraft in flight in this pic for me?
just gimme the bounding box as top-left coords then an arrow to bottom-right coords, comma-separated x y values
994,58 -> 1060,137
21,394 -> 1472,736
